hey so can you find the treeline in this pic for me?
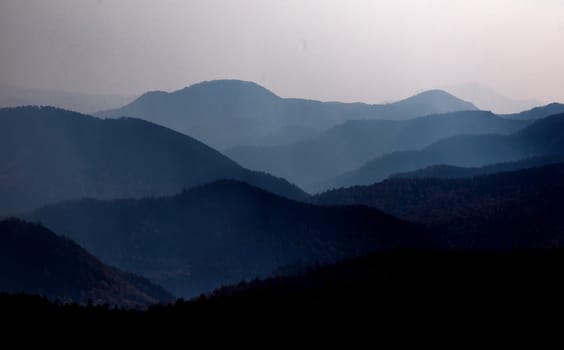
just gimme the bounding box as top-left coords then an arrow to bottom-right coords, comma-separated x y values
4,249 -> 564,346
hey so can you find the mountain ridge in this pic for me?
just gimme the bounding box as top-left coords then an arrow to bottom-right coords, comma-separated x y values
503,103 -> 564,120
98,79 -> 478,149
391,156 -> 564,179
312,162 -> 564,249
226,110 -> 530,188
318,112 -> 564,190
0,218 -> 172,307
0,106 -> 307,215
27,179 -> 432,297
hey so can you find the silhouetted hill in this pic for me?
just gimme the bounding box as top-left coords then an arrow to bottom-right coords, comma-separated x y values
0,218 -> 172,307
504,103 -> 564,120
226,111 -> 529,188
394,89 -> 476,113
3,249 -> 564,346
0,106 -> 306,214
28,180 -> 431,297
312,163 -> 564,249
320,113 -> 564,190
392,155 -> 564,179
98,80 -> 477,149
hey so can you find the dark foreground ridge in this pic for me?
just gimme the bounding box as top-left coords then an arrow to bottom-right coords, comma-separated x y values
3,249 -> 564,346
0,218 -> 172,307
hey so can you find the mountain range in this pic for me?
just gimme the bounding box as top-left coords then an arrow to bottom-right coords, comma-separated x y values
503,102 -> 564,120
392,155 -> 564,179
27,180 -> 431,297
319,112 -> 564,190
0,106 -> 306,215
312,163 -> 564,249
97,80 -> 477,149
4,78 -> 564,314
0,218 -> 172,307
226,111 -> 531,189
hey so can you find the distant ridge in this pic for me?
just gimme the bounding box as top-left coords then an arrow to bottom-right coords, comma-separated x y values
395,89 -> 476,111
226,110 -> 529,189
98,79 -> 478,149
447,83 -> 542,114
391,156 -> 564,180
319,112 -> 564,190
503,103 -> 564,120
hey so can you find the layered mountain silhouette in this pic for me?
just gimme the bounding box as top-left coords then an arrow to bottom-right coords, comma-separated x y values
392,155 -> 564,179
98,80 -> 477,149
0,218 -> 172,307
504,103 -> 564,120
446,83 -> 541,114
0,106 -> 306,214
28,180 -> 431,297
226,111 -> 530,189
319,112 -> 564,190
312,163 -> 564,249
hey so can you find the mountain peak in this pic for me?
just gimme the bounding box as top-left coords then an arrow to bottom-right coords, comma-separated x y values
175,79 -> 279,99
99,81 -> 481,149
400,89 -> 477,109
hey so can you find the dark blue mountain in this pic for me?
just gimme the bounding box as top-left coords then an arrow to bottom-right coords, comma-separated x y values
320,113 -> 564,190
0,218 -> 172,307
312,163 -> 564,249
0,106 -> 306,214
27,180 -> 431,298
391,155 -> 564,179
226,111 -> 530,188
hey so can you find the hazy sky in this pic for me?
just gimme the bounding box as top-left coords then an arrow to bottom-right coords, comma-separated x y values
1,0 -> 562,103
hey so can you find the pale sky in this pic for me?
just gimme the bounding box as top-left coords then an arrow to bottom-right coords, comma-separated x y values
0,0 -> 562,103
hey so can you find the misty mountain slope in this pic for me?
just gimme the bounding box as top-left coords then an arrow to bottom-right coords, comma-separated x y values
0,218 -> 172,307
319,113 -> 564,190
391,155 -> 564,179
226,111 -> 530,188
503,103 -> 564,120
0,106 -> 306,214
312,163 -> 564,248
446,83 -> 541,114
28,180 -> 432,297
97,80 -> 477,149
